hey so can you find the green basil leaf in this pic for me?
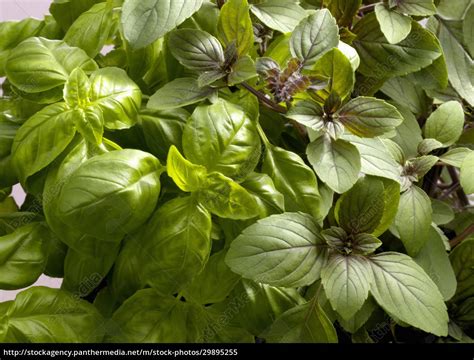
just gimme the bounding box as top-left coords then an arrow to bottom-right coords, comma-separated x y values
372,179 -> 401,237
11,103 -> 76,185
263,301 -> 338,343
227,55 -> 257,85
307,136 -> 361,194
139,196 -> 212,295
312,48 -> 355,101
435,18 -> 474,106
122,0 -> 204,50
73,106 -> 104,145
250,0 -> 307,33
226,212 -> 328,287
182,250 -> 240,305
5,37 -> 98,94
450,238 -> 474,302
0,286 -> 105,342
64,2 -> 114,58
461,151 -> 474,194
167,145 -> 208,192
56,149 -> 163,241
233,280 -> 306,336
290,9 -> 339,67
375,4 -> 412,44
63,68 -> 90,108
353,14 -> 442,77
286,100 -> 324,131
368,252 -> 449,336
0,19 -> 44,76
198,172 -> 260,220
464,4 -> 474,58
240,172 -> 285,217
262,144 -> 322,220
414,225 -> 457,301
335,176 -> 385,234
140,108 -> 189,160
394,186 -> 432,256
336,97 -> 403,138
89,67 -> 142,130
49,0 -> 104,32
322,253 -> 373,320
0,223 -> 49,290
147,78 -> 215,110
183,100 -> 261,180
217,0 -> 254,56
389,0 -> 437,16
168,29 -> 225,71
439,148 -> 473,168
109,288 -> 205,342
325,0 -> 361,27
423,101 -> 465,147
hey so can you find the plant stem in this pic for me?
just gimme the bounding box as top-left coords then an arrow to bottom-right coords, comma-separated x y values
448,166 -> 470,207
216,0 -> 226,9
256,123 -> 271,147
359,3 -> 379,14
449,224 -> 474,248
241,82 -> 287,114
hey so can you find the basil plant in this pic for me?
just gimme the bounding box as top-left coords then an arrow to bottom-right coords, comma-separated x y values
0,0 -> 473,344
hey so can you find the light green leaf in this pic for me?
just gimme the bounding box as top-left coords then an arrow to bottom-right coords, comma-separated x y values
147,78 -> 215,110
64,2 -> 114,58
49,0 -> 104,32
372,179 -> 401,237
389,0 -> 437,16
183,100 -> 260,180
250,0 -> 307,33
217,0 -> 254,56
353,14 -> 442,77
440,148 -> 473,167
168,29 -> 225,71
461,151 -> 474,194
63,68 -> 90,108
139,196 -> 212,295
336,97 -> 403,137
228,55 -> 257,85
263,301 -> 338,343
183,250 -> 240,305
335,176 -> 385,234
0,19 -> 44,76
394,186 -> 432,256
240,172 -> 285,217
56,149 -> 163,241
122,0 -> 204,50
375,4 -> 412,44
286,100 -> 324,131
0,223 -> 49,290
369,252 -> 449,336
11,103 -> 76,185
436,0 -> 471,20
450,238 -> 474,302
5,37 -> 98,94
337,297 -> 377,334
73,106 -> 104,145
424,101 -> 465,147
307,136 -> 361,194
89,67 -> 142,130
390,103 -> 423,159
109,289 -> 205,342
262,145 -> 322,220
343,135 -> 403,183
381,76 -> 430,116
414,225 -> 457,301
411,55 -> 449,91
0,286 -> 105,342
431,199 -> 455,225
436,18 -> 474,106
464,4 -> 474,58
322,254 -> 373,320
167,145 -> 208,192
312,48 -> 354,101
290,9 -> 339,67
198,172 -> 260,220
225,212 -> 328,287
